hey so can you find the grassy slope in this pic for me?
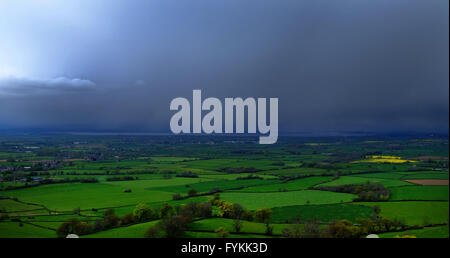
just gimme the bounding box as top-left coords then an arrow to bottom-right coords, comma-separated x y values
220,190 -> 356,210
389,186 -> 449,201
271,203 -> 374,223
379,225 -> 449,238
359,201 -> 449,226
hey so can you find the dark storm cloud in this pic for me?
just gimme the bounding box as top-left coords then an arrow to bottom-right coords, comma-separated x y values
0,76 -> 95,96
0,0 -> 448,134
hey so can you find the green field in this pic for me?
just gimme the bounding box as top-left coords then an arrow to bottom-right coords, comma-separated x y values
0,134 -> 448,238
2,178 -> 208,211
318,175 -> 412,188
389,186 -> 449,201
359,201 -> 449,226
379,225 -> 449,238
220,190 -> 356,210
271,203 -> 374,223
231,176 -> 332,192
0,222 -> 56,238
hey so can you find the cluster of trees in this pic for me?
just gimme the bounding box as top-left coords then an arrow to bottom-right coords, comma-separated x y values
219,167 -> 258,174
315,183 -> 390,201
282,216 -> 408,238
145,202 -> 213,238
64,170 -> 157,176
175,172 -> 199,178
236,174 -> 263,180
172,186 -> 223,201
209,193 -> 274,235
105,176 -> 138,181
56,208 -> 125,237
301,162 -> 341,171
57,201 -> 213,238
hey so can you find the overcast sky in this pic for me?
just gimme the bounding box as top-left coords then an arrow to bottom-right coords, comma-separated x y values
0,0 -> 448,134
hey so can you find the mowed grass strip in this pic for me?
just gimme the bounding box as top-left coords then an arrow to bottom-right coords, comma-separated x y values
271,203 -> 374,223
389,186 -> 449,201
232,176 -> 332,192
220,190 -> 356,210
378,225 -> 449,238
359,201 -> 449,226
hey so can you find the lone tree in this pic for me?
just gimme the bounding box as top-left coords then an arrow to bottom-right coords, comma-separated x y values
255,208 -> 273,235
254,208 -> 272,223
133,203 -> 153,222
158,215 -> 189,238
160,202 -> 174,218
232,219 -> 243,233
103,208 -> 120,229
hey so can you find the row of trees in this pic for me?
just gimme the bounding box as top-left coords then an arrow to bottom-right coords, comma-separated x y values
56,200 -> 214,238
282,211 -> 408,238
4,177 -> 99,191
315,183 -> 390,201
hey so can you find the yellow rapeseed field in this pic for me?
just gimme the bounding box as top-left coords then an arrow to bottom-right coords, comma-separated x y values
353,155 -> 417,164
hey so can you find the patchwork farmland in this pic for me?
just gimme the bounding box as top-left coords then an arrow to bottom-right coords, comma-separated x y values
0,134 -> 448,238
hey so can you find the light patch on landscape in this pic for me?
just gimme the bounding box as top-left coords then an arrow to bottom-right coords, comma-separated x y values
352,155 -> 417,164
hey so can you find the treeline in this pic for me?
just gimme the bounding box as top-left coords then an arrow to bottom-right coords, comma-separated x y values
283,217 -> 408,238
236,174 -> 263,180
219,167 -> 259,174
315,183 -> 390,201
149,193 -> 275,237
106,176 -> 138,182
175,172 -> 198,178
63,170 -> 157,176
4,177 -> 99,190
56,201 -> 214,238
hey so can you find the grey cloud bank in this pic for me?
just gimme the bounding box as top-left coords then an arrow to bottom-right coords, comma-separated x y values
0,76 -> 95,96
0,0 -> 448,134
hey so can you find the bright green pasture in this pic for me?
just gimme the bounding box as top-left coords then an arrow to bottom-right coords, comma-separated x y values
0,178 -> 208,211
271,203 -> 374,223
378,225 -> 449,238
0,222 -> 56,238
83,220 -> 160,238
352,173 -> 405,180
389,186 -> 449,201
232,176 -> 332,192
401,172 -> 449,180
359,201 -> 449,226
0,199 -> 42,212
220,190 -> 356,210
